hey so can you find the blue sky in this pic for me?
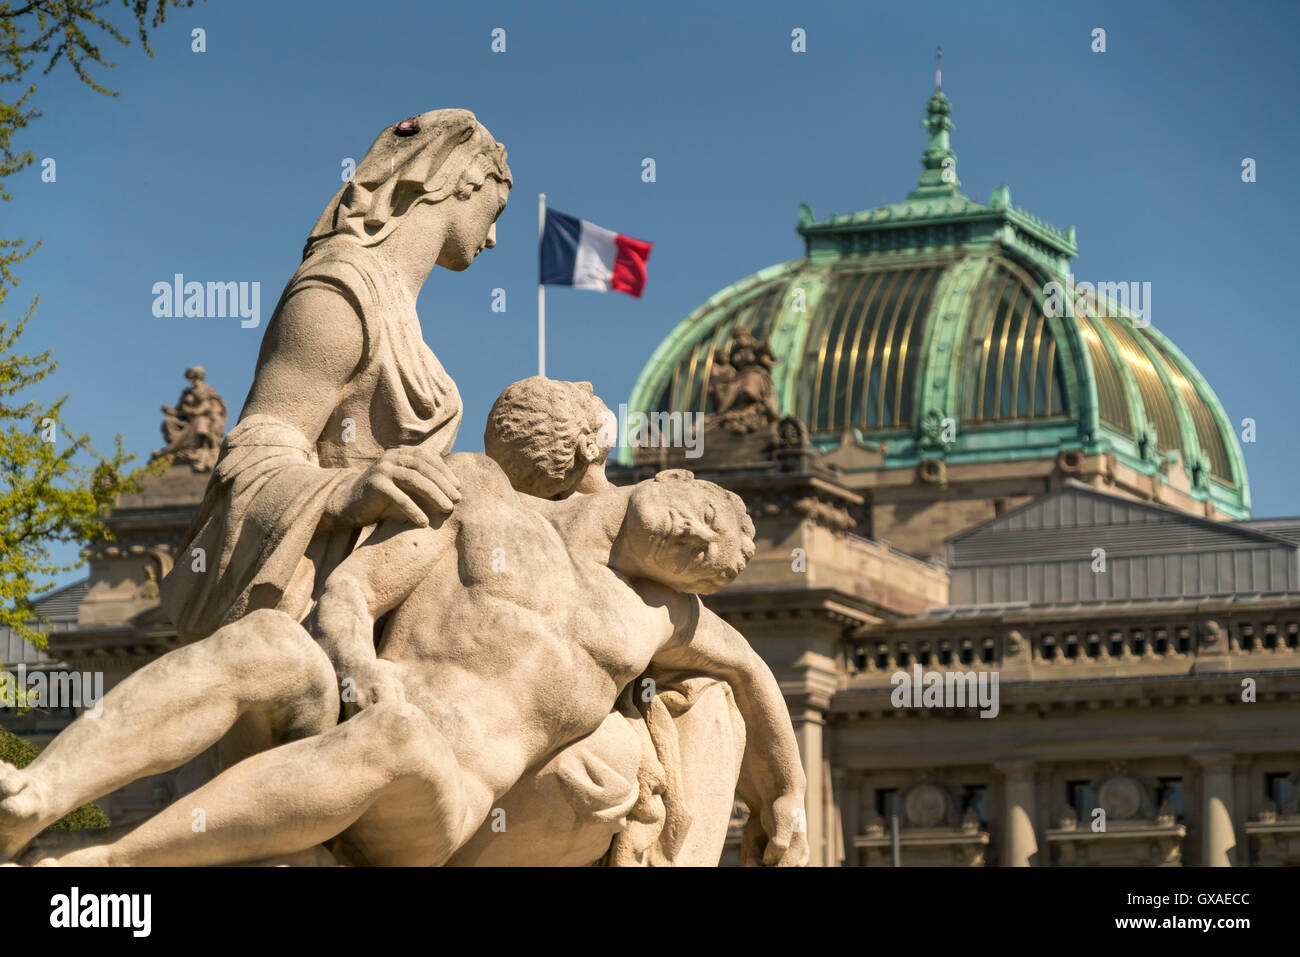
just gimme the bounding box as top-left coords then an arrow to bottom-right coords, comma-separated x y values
7,0 -> 1297,585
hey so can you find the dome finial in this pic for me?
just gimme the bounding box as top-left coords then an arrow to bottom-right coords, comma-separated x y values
908,52 -> 960,199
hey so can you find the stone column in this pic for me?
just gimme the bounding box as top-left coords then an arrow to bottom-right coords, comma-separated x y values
995,759 -> 1038,866
1194,753 -> 1237,866
742,610 -> 839,867
825,759 -> 842,866
838,769 -> 860,867
790,703 -> 827,865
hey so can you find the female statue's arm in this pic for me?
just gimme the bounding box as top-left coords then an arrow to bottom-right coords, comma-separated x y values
241,285 -> 360,442
240,286 -> 461,529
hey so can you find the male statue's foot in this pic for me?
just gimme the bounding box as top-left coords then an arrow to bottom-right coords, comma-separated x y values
17,829 -> 111,867
0,760 -> 55,861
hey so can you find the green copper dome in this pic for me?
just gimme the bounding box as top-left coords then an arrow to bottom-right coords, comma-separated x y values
625,84 -> 1249,519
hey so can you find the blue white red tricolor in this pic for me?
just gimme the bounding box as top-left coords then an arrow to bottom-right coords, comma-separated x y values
539,208 -> 653,298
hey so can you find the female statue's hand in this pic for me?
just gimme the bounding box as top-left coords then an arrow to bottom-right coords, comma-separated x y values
333,445 -> 462,528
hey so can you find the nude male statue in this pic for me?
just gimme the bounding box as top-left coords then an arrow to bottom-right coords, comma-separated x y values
312,375 -> 754,865
1,459 -> 807,867
318,375 -> 618,717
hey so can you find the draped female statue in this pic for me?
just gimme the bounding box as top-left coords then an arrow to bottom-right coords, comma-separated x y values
161,109 -> 511,640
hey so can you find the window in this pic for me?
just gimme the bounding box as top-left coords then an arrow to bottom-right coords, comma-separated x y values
1157,777 -> 1184,821
1067,780 -> 1096,818
962,785 -> 989,825
963,262 -> 1067,423
1266,773 -> 1296,811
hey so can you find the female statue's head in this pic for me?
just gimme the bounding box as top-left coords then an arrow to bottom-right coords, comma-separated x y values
303,108 -> 513,269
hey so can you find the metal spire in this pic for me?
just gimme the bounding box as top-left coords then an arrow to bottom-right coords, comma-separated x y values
908,51 -> 960,199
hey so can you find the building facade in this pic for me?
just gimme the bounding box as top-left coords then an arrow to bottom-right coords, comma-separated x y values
616,82 -> 1299,866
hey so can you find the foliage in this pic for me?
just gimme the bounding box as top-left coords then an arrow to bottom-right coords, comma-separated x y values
0,316 -> 163,648
0,1 -> 198,199
0,725 -> 109,829
0,0 -> 190,650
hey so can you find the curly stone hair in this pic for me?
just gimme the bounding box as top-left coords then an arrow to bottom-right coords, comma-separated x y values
484,377 -> 613,499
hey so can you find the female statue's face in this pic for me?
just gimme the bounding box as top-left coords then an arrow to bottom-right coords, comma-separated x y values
436,177 -> 510,272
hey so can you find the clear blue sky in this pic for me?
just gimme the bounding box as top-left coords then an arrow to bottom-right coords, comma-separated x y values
8,0 -> 1297,585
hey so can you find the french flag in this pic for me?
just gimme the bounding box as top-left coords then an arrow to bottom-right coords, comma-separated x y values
540,208 -> 653,298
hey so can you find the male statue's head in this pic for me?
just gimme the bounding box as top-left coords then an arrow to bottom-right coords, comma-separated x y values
617,470 -> 756,594
484,377 -> 615,499
303,108 -> 513,272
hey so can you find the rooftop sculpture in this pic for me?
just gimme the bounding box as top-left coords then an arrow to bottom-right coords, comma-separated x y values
151,366 -> 227,473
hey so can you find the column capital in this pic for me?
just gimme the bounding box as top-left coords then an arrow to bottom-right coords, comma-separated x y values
994,758 -> 1037,779
1191,752 -> 1236,771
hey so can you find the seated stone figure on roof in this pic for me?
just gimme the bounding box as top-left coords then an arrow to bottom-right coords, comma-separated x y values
708,327 -> 780,434
152,366 -> 228,472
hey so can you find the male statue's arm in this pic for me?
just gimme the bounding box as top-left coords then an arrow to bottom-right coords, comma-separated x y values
309,518 -> 454,714
650,596 -> 809,866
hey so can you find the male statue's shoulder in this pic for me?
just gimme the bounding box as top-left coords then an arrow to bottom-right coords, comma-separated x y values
444,451 -> 515,498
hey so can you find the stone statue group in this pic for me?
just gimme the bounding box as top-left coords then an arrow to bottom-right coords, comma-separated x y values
0,110 -> 807,867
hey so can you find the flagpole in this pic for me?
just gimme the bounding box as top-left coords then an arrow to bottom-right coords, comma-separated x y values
538,192 -> 546,378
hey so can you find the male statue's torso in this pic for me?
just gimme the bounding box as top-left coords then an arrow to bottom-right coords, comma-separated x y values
368,453 -> 685,843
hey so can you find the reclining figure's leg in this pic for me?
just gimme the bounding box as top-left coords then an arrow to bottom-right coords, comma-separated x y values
0,608 -> 338,860
21,699 -> 467,868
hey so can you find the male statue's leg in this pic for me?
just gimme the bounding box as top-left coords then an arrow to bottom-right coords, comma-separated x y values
0,608 -> 338,860
447,709 -> 643,866
21,699 -> 467,867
